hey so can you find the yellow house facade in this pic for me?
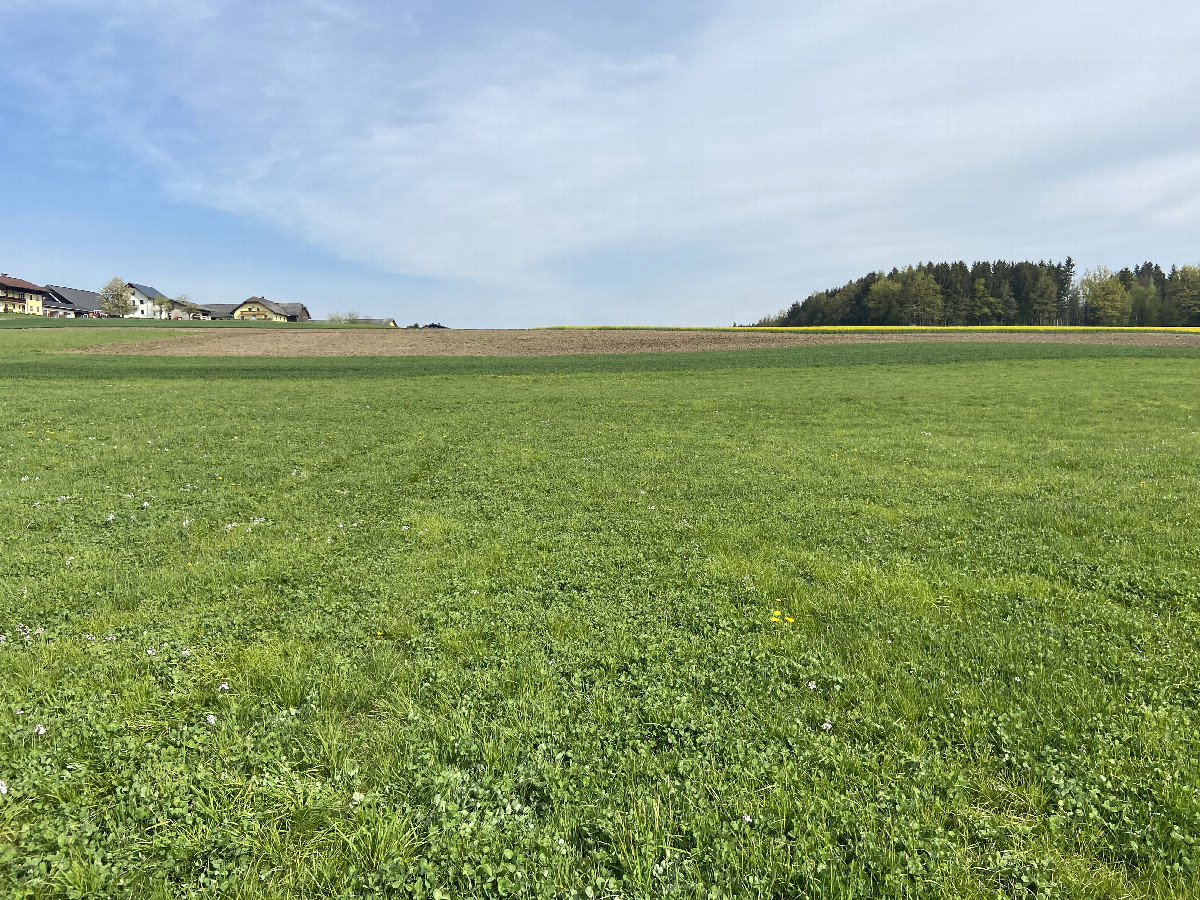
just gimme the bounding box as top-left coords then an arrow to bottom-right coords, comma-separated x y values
233,299 -> 287,322
0,274 -> 48,315
231,297 -> 312,322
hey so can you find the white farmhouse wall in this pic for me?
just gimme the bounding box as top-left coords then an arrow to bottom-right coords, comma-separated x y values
127,286 -> 169,319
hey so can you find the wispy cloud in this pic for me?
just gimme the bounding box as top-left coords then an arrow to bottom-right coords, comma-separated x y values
3,0 -> 1198,323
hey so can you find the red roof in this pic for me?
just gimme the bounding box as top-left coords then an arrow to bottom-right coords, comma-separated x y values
0,274 -> 47,293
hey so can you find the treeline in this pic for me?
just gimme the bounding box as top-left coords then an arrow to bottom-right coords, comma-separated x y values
757,260 -> 1200,327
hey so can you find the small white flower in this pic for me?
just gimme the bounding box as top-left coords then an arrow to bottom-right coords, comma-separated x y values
206,714 -> 216,725
181,648 -> 191,656
57,496 -> 68,502
1014,676 -> 1021,683
0,780 -> 7,795
34,724 -> 45,735
106,513 -> 115,521
85,634 -> 95,641
20,476 -> 28,482
0,635 -> 5,643
146,647 -> 156,656
65,557 -> 75,566
182,519 -> 190,527
821,721 -> 832,732
224,523 -> 236,531
807,681 -> 817,690
32,627 -> 43,636
471,590 -> 479,595
742,814 -> 752,823
218,682 -> 229,691
351,791 -> 366,803
123,493 -> 133,499
142,502 -> 149,509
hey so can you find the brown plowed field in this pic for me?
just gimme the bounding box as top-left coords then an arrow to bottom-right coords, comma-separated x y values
70,328 -> 1200,357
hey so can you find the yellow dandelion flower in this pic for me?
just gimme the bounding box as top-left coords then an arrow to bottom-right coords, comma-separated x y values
773,610 -> 782,617
785,617 -> 794,623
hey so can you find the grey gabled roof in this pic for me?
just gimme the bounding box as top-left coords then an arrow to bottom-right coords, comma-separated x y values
199,303 -> 239,318
236,296 -> 295,317
278,303 -> 310,319
128,283 -> 168,301
45,285 -> 102,311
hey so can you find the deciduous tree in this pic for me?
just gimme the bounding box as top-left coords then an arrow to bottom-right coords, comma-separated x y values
1080,267 -> 1130,326
903,270 -> 943,325
867,277 -> 902,325
98,278 -> 133,317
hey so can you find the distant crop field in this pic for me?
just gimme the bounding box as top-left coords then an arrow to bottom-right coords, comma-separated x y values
2,339 -> 1199,898
0,315 -> 390,330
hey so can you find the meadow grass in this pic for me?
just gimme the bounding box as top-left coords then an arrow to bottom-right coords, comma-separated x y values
2,339 -> 1199,898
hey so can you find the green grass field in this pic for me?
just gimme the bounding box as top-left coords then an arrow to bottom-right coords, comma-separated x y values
2,332 -> 1199,898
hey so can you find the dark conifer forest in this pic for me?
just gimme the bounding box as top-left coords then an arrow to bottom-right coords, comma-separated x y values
755,260 -> 1200,327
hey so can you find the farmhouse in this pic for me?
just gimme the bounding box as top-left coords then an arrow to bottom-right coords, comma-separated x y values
196,303 -> 240,320
231,297 -> 311,322
0,274 -> 48,315
45,286 -> 103,317
127,283 -> 171,319
41,293 -> 79,318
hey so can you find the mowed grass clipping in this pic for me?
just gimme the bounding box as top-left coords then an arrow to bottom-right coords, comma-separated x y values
1,341 -> 1199,899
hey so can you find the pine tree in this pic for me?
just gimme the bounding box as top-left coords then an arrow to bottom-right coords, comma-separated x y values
1166,265 -> 1200,326
1030,273 -> 1059,325
971,278 -> 996,324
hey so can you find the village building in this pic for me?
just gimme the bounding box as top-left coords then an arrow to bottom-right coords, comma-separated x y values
231,297 -> 311,322
0,274 -> 48,315
126,283 -> 171,318
202,303 -> 240,320
44,286 -> 103,317
177,302 -> 240,321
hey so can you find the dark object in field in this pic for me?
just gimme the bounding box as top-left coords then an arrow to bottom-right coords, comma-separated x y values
422,322 -> 449,329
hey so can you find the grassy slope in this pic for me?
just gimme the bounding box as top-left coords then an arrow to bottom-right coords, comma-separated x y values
1,342 -> 1199,898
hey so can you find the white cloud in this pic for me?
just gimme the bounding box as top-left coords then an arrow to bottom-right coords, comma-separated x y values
4,0 -> 1200,323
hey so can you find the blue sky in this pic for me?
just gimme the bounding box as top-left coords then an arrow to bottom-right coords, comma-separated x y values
2,1 -> 1198,326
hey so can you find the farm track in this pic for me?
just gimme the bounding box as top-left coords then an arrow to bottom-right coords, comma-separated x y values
68,327 -> 1200,356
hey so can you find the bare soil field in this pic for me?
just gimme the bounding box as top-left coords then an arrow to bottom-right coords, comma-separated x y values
70,327 -> 1200,357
